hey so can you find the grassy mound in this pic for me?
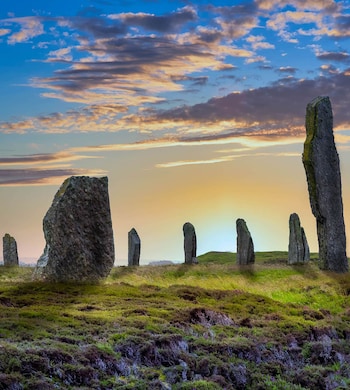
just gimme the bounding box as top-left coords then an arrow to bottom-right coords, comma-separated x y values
0,252 -> 350,389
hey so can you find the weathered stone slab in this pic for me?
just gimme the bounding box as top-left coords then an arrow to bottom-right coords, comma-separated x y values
288,213 -> 310,265
302,96 -> 348,272
183,222 -> 197,264
33,176 -> 115,282
128,228 -> 140,266
3,233 -> 19,266
236,218 -> 255,265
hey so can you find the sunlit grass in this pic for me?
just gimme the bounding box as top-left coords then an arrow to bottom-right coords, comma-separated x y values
1,252 -> 350,388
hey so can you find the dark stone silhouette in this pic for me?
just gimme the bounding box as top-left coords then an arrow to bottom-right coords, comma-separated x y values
236,218 -> 255,265
183,222 -> 197,264
302,96 -> 348,273
33,176 -> 115,282
3,233 -> 19,266
288,213 -> 310,265
128,228 -> 141,266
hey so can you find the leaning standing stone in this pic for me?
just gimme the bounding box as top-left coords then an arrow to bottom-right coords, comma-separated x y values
128,228 -> 140,266
183,222 -> 197,264
302,96 -> 348,272
288,213 -> 310,264
236,218 -> 255,265
3,233 -> 19,266
33,176 -> 115,282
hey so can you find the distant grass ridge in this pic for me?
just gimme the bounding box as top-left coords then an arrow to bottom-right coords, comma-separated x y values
0,252 -> 350,389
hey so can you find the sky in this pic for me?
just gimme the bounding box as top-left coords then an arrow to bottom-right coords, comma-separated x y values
1,0 -> 350,265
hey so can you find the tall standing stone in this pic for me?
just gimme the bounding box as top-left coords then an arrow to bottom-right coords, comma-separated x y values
236,218 -> 255,265
33,176 -> 115,282
183,222 -> 197,264
288,213 -> 310,265
302,96 -> 348,273
128,228 -> 140,266
3,233 -> 19,266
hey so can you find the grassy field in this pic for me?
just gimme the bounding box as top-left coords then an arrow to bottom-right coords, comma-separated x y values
0,252 -> 350,389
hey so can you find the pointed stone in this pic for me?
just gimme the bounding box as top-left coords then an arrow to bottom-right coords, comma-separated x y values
128,228 -> 140,266
183,222 -> 197,264
33,176 -> 115,282
3,233 -> 19,266
236,218 -> 255,265
288,213 -> 310,264
302,96 -> 348,272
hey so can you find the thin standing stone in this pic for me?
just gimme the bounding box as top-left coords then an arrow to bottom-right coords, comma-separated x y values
183,222 -> 197,264
128,228 -> 141,266
302,96 -> 348,272
236,218 -> 255,265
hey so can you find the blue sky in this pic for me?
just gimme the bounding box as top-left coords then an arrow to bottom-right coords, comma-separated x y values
1,0 -> 350,264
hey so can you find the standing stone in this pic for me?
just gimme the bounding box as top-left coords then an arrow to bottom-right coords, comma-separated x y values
3,233 -> 19,266
128,228 -> 140,266
236,218 -> 255,265
33,176 -> 115,282
183,222 -> 197,264
288,213 -> 310,265
302,96 -> 348,272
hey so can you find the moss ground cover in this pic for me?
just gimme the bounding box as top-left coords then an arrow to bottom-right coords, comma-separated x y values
0,252 -> 350,389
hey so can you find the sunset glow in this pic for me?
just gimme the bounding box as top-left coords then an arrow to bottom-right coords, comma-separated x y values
1,0 -> 350,264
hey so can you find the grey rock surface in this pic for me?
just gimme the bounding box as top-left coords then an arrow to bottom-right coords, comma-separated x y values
33,176 -> 115,282
302,96 -> 348,272
288,213 -> 310,265
128,228 -> 140,266
236,218 -> 255,265
183,222 -> 197,264
3,233 -> 19,266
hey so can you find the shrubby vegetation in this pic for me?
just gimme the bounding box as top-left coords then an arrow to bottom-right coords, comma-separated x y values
0,252 -> 350,389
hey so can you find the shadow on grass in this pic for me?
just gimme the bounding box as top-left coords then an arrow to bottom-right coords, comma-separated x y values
237,265 -> 258,282
291,260 -> 320,280
109,265 -> 138,280
168,264 -> 193,278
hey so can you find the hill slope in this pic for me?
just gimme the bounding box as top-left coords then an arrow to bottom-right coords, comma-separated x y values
0,252 -> 349,389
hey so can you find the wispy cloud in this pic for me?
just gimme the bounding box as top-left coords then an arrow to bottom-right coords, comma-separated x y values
0,151 -> 99,166
0,151 -> 103,187
0,168 -> 106,187
5,16 -> 44,44
155,151 -> 300,169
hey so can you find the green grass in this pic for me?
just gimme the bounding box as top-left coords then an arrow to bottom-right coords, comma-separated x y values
0,252 -> 350,389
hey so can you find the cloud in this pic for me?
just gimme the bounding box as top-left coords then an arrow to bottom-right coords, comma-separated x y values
155,151 -> 300,169
0,168 -> 106,187
151,69 -> 350,132
5,17 -> 44,44
246,35 -> 275,50
2,69 -> 350,138
316,51 -> 350,62
0,151 -> 99,166
277,66 -> 298,74
0,150 -> 104,186
113,6 -> 197,33
0,28 -> 10,36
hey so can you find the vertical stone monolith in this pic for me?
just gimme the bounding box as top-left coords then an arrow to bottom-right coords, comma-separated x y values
33,176 -> 115,282
3,233 -> 19,266
128,228 -> 140,266
288,213 -> 310,265
302,96 -> 348,272
183,222 -> 197,264
236,218 -> 255,265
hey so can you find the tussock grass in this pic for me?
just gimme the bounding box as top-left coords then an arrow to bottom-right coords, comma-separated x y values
0,252 -> 350,389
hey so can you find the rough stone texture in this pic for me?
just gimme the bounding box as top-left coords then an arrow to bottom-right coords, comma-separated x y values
183,222 -> 197,264
33,176 -> 115,282
302,96 -> 348,272
288,213 -> 310,265
236,219 -> 255,265
128,228 -> 141,266
3,233 -> 19,266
